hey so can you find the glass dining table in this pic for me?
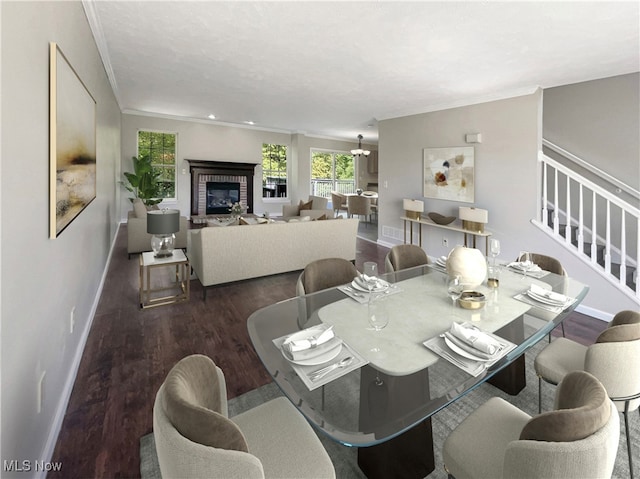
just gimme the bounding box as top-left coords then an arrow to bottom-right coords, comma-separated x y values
247,263 -> 589,478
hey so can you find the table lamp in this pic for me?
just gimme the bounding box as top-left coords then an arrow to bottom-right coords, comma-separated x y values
147,209 -> 180,257
403,199 -> 424,220
459,206 -> 488,232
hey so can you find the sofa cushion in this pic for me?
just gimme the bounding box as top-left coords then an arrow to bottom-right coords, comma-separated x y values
162,355 -> 248,452
519,371 -> 609,442
133,198 -> 148,219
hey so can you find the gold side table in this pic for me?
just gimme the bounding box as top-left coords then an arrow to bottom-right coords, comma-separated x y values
139,250 -> 190,309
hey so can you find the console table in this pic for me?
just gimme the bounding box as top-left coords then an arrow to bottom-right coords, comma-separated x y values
401,216 -> 492,254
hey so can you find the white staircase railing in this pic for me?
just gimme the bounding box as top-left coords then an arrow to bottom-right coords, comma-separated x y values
535,147 -> 640,303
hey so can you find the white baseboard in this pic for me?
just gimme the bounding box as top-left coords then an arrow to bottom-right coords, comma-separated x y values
575,304 -> 612,322
37,223 -> 122,479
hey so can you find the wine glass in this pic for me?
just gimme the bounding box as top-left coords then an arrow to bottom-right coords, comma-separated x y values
519,251 -> 533,279
368,298 -> 388,358
363,261 -> 379,299
368,299 -> 389,331
447,275 -> 463,314
489,238 -> 501,267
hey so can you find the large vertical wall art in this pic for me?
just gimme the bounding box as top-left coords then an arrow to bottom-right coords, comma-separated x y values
423,146 -> 475,203
49,42 -> 96,238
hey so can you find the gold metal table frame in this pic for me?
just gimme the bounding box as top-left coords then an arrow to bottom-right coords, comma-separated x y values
139,250 -> 190,308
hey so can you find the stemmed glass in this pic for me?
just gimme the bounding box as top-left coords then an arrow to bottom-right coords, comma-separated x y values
489,238 -> 501,267
447,275 -> 463,315
519,251 -> 533,279
363,261 -> 379,300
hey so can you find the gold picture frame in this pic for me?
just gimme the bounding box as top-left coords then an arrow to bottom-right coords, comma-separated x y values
49,42 -> 96,238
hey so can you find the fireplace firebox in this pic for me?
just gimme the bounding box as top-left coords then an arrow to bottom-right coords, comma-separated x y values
206,182 -> 240,214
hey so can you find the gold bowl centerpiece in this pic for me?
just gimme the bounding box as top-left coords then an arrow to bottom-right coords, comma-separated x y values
458,291 -> 487,310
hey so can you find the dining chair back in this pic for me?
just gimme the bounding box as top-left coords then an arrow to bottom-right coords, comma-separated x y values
443,371 -> 620,479
516,252 -> 568,339
385,244 -> 430,273
347,195 -> 372,225
153,354 -> 335,479
296,257 -> 358,296
330,191 -> 348,218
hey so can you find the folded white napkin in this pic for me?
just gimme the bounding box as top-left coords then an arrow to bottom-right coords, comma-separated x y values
282,325 -> 340,361
508,261 -> 542,272
355,275 -> 389,290
529,284 -> 568,303
449,322 -> 501,355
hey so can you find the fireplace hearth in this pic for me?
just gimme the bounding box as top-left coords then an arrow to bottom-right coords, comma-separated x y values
187,160 -> 257,217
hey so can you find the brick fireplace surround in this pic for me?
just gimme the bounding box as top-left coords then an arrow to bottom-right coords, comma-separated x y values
187,160 -> 257,217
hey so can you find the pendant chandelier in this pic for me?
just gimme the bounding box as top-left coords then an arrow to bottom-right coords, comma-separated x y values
350,134 -> 370,158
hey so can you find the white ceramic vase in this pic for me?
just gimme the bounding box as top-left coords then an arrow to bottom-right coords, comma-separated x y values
446,246 -> 487,287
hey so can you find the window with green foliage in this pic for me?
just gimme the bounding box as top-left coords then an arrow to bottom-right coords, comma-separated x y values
311,150 -> 355,198
137,130 -> 177,200
262,144 -> 288,198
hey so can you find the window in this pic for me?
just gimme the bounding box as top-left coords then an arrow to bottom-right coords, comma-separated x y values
262,143 -> 288,198
137,130 -> 177,200
311,150 -> 355,198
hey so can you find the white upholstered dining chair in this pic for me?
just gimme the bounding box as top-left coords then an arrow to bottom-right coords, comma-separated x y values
153,354 -> 335,479
534,309 -> 640,479
442,371 -> 620,479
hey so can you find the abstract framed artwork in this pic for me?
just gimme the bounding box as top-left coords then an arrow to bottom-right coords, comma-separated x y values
423,146 -> 475,203
49,42 -> 96,238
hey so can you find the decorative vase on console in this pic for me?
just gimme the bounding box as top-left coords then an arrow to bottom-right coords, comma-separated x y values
446,245 -> 487,288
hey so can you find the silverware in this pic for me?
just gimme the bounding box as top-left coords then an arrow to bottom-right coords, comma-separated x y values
308,356 -> 353,381
344,286 -> 365,298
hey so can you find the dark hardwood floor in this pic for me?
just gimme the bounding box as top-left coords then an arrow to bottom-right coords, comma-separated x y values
49,226 -> 605,478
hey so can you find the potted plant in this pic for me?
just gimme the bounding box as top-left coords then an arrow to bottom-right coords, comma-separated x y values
121,155 -> 162,206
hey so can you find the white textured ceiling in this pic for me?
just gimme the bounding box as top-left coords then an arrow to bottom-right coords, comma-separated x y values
86,1 -> 639,142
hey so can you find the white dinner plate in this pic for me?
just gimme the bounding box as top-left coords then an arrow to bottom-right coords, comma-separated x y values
444,336 -> 492,362
527,291 -> 566,306
351,279 -> 389,293
281,341 -> 342,366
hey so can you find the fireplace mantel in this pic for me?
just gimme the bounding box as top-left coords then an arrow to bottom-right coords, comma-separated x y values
187,160 -> 258,216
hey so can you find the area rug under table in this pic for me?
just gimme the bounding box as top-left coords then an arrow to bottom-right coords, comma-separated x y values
141,339 -> 638,479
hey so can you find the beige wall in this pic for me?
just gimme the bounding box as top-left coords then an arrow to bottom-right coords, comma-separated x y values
120,115 -> 370,218
1,1 -> 121,473
377,90 -> 638,315
543,73 -> 640,191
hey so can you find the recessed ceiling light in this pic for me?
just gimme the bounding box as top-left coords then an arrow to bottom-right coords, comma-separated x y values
245,121 -> 255,125
208,114 -> 216,120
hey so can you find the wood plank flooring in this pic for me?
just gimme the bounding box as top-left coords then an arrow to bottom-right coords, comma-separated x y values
48,226 -> 606,478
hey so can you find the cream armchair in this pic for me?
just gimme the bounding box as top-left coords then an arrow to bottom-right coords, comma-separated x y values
282,195 -> 331,219
126,200 -> 188,258
153,354 -> 335,479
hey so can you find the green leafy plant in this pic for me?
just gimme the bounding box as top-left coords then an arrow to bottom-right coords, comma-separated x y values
122,155 -> 162,206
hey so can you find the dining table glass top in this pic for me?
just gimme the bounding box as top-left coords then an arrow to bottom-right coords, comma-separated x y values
247,263 -> 589,447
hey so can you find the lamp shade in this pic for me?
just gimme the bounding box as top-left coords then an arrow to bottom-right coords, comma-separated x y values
459,206 -> 488,232
147,209 -> 180,235
403,199 -> 424,212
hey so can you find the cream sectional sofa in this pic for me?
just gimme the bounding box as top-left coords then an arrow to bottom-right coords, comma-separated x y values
188,218 -> 359,298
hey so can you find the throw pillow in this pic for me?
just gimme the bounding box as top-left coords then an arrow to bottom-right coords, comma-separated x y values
162,355 -> 249,452
314,214 -> 327,221
133,198 -> 147,219
519,371 -> 609,442
299,200 -> 313,211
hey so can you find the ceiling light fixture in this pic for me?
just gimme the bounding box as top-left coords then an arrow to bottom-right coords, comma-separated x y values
208,114 -> 216,120
350,134 -> 370,158
245,121 -> 255,125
